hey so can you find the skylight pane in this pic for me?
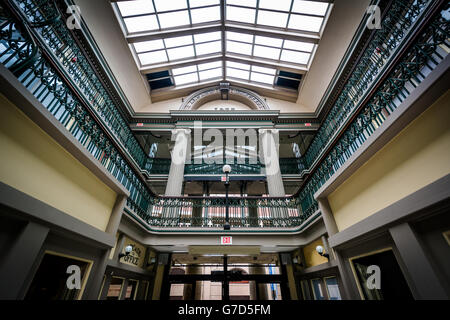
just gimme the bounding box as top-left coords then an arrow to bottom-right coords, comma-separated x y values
164,36 -> 193,48
227,6 -> 256,24
195,41 -> 222,55
172,65 -> 197,75
167,46 -> 195,60
154,0 -> 187,12
191,7 -> 221,24
253,45 -> 281,60
255,36 -> 283,48
227,41 -> 253,55
227,61 -> 250,70
199,68 -> 222,81
250,72 -> 274,84
174,73 -> 199,85
124,15 -> 159,33
133,39 -> 164,53
117,0 -> 154,17
158,11 -> 190,29
280,50 -> 310,64
252,66 -> 276,75
138,50 -> 168,65
292,0 -> 329,16
227,0 -> 256,6
257,10 -> 288,28
288,15 -> 323,32
198,61 -> 222,71
283,40 -> 314,52
189,0 -> 220,7
227,68 -> 250,80
194,32 -> 221,43
226,32 -> 253,43
259,0 -> 292,12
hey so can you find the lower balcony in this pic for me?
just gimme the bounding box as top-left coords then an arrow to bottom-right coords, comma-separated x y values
125,196 -> 320,233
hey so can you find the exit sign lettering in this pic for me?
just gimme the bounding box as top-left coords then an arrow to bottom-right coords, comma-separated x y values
221,236 -> 232,245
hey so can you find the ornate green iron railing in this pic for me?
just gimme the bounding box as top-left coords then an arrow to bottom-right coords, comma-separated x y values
143,158 -> 305,176
1,0 -> 448,231
298,1 -> 449,216
144,196 -> 306,230
0,0 -> 153,220
301,0 -> 434,172
12,0 -> 148,169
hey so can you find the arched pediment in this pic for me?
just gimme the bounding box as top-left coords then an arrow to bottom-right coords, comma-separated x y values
180,84 -> 269,111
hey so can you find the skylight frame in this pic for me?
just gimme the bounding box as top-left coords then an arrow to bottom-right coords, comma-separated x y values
112,0 -> 332,93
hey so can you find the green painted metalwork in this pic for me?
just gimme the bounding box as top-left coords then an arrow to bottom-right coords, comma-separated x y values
144,158 -> 305,175
1,0 -> 448,231
11,0 -> 148,169
298,1 -> 449,216
145,196 -> 305,229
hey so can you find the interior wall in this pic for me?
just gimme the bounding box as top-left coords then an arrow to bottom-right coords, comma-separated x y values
0,94 -> 117,231
328,90 -> 450,232
303,238 -> 328,268
74,0 -> 152,110
297,0 -> 371,111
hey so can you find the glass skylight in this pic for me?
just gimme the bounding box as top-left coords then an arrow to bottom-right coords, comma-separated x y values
172,62 -> 223,86
226,0 -> 330,33
118,0 -> 221,34
226,61 -> 277,86
113,0 -> 332,92
225,31 -> 315,66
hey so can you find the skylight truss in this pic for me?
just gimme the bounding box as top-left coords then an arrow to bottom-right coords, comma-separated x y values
112,0 -> 332,91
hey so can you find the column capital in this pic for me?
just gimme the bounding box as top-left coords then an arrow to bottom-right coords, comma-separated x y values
258,128 -> 278,135
171,128 -> 191,136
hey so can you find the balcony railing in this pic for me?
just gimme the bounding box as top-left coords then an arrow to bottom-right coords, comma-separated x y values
131,196 -> 314,231
298,0 -> 449,216
1,0 -> 447,231
143,158 -> 305,176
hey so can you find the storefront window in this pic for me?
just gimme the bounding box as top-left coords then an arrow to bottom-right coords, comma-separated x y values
106,277 -> 124,300
25,252 -> 91,300
324,277 -> 341,300
350,249 -> 413,300
311,278 -> 326,300
124,279 -> 139,300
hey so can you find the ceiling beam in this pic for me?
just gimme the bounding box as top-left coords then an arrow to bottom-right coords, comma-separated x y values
140,54 -> 307,75
126,23 -> 320,45
226,55 -> 307,74
126,24 -> 223,43
225,23 -> 320,44
140,55 -> 223,74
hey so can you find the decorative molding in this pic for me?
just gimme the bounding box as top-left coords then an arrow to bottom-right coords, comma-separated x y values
180,85 -> 270,111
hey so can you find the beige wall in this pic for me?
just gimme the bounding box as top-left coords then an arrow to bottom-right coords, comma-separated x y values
120,236 -> 147,269
0,94 -> 117,231
328,90 -> 450,232
303,238 -> 328,268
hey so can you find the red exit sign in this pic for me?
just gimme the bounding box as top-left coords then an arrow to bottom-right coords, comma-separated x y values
221,236 -> 232,245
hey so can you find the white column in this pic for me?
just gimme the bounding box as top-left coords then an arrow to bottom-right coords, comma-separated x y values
165,129 -> 191,196
259,129 -> 285,197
